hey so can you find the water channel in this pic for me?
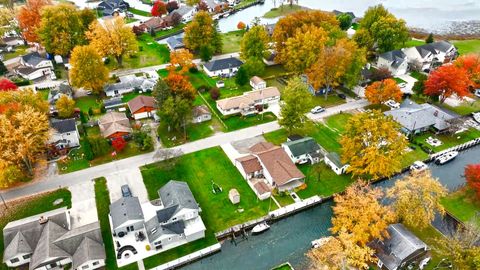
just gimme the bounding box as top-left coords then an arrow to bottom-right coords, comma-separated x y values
184,146 -> 480,270
218,0 -> 480,34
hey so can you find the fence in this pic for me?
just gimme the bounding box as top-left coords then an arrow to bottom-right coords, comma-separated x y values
149,243 -> 222,270
429,138 -> 480,160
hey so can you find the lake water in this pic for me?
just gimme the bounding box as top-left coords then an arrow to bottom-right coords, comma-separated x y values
184,146 -> 480,270
218,0 -> 480,34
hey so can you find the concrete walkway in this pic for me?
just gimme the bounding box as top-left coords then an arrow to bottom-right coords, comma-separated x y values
106,168 -> 149,203
68,180 -> 98,228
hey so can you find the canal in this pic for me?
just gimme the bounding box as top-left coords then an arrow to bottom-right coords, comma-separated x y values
218,0 -> 480,34
184,146 -> 480,270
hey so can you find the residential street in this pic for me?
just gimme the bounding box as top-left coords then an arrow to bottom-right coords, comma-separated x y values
307,99 -> 369,121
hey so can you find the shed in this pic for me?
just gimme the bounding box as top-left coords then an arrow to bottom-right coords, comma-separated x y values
228,189 -> 240,204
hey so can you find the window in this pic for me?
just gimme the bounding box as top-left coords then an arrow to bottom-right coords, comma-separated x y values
22,254 -> 31,259
82,265 -> 89,269
66,133 -> 70,135
92,261 -> 100,266
10,258 -> 19,264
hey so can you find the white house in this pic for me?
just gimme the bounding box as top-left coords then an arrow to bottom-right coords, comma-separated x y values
2,36 -> 24,46
250,76 -> 266,90
104,74 -> 157,97
49,118 -> 80,149
203,57 -> 243,77
402,41 -> 457,71
282,137 -> 322,165
192,105 -> 211,123
376,50 -> 409,76
15,52 -> 55,81
173,5 -> 195,22
216,86 -> 280,116
324,152 -> 349,175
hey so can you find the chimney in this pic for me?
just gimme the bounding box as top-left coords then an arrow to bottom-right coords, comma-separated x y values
39,216 -> 49,224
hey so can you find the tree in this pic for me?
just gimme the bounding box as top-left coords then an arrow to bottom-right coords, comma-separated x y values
171,12 -> 182,26
307,237 -> 347,270
0,161 -> 23,188
0,59 -> 7,76
88,135 -> 110,157
0,8 -> 20,37
209,87 -> 220,100
164,72 -> 195,100
237,21 -> 246,30
133,130 -> 153,150
37,4 -> 90,56
184,11 -> 222,53
364,78 -> 402,104
235,66 -> 249,86
242,57 -> 265,77
199,45 -> 213,62
278,77 -> 312,134
87,17 -> 138,67
17,0 -> 52,43
465,163 -> 480,199
412,73 -> 428,95
168,49 -> 194,74
112,137 -> 127,152
152,78 -> 170,107
370,67 -> 392,81
151,1 -> 167,17
387,171 -> 448,229
340,110 -> 408,179
55,95 -> 75,118
186,0 -> 199,6
166,1 -> 179,13
157,96 -> 192,134
455,54 -> 480,88
69,45 -> 109,94
0,79 -> 18,91
197,1 -> 208,11
240,25 -> 269,61
425,33 -> 434,43
337,13 -> 352,30
424,64 -> 471,103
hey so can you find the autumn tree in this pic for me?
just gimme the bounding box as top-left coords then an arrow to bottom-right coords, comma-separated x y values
164,72 -> 195,100
307,237 -> 347,270
340,110 -> 408,179
55,95 -> 76,118
455,54 -> 480,88
166,1 -> 179,13
0,88 -> 49,114
197,1 -> 208,11
240,25 -> 269,61
151,1 -> 167,17
237,21 -> 246,30
69,45 -> 109,94
0,160 -> 23,188
424,64 -> 471,103
184,11 -> 222,53
387,171 -> 448,229
168,49 -> 194,74
0,8 -> 19,37
365,78 -> 402,104
17,0 -> 52,43
87,17 -> 138,67
465,163 -> 480,199
112,137 -> 127,152
37,4 -> 93,56
186,0 -> 199,6
278,77 -> 312,134
0,79 -> 18,91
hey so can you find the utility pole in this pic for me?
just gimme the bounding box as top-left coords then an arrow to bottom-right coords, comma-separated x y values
0,192 -> 8,209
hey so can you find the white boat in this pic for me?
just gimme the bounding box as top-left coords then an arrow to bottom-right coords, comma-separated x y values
410,161 -> 428,173
251,222 -> 270,234
473,112 -> 480,124
435,151 -> 459,165
311,237 -> 332,249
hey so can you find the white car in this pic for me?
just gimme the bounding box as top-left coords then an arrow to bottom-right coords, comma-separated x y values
398,82 -> 407,88
384,100 -> 400,109
474,89 -> 480,98
310,106 -> 325,114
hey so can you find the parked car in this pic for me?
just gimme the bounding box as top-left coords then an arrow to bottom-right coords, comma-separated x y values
398,82 -> 407,88
337,93 -> 346,99
310,106 -> 325,114
474,89 -> 480,98
384,99 -> 400,109
121,185 -> 132,197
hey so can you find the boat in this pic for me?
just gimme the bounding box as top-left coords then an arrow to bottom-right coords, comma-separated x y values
410,161 -> 428,173
435,151 -> 459,165
473,112 -> 480,124
311,237 -> 332,249
251,222 -> 270,234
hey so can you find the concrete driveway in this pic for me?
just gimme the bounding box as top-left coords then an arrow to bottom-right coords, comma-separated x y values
397,74 -> 418,94
106,168 -> 149,203
68,181 -> 98,228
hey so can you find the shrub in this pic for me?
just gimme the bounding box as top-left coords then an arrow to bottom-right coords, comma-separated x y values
88,107 -> 94,116
209,87 -> 220,100
82,139 -> 94,160
198,85 -> 210,93
79,111 -> 88,124
100,105 -> 106,114
189,66 -> 198,73
104,58 -> 111,65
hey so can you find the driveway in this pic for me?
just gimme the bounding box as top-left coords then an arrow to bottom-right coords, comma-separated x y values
397,74 -> 418,94
265,103 -> 280,118
106,168 -> 149,203
68,181 -> 98,228
308,99 -> 369,122
221,143 -> 246,164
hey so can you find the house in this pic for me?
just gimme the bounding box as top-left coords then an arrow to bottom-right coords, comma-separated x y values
0,43 -> 12,53
127,95 -> 156,120
97,0 -> 129,16
15,52 -> 54,81
216,86 -> 280,116
103,97 -> 125,110
98,112 -> 132,139
203,57 -> 243,77
49,118 -> 80,149
376,50 -> 409,76
109,181 -> 206,256
104,75 -> 156,97
282,137 -> 322,165
403,41 -> 457,71
48,83 -> 73,105
141,17 -> 169,33
235,142 -> 305,193
369,223 -> 429,270
300,74 -> 332,96
3,207 -> 106,270
250,76 -> 266,90
324,152 -> 349,175
384,99 -> 456,135
192,105 -> 211,123
166,35 -> 185,51
2,36 -> 24,47
172,5 -> 195,22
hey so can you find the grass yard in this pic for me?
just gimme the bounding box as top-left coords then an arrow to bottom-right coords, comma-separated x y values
0,189 -> 71,270
157,120 -> 217,147
223,112 -> 277,131
2,45 -> 29,61
127,7 -> 152,17
234,0 -> 257,10
442,100 -> 480,115
150,23 -> 186,39
121,91 -> 152,102
221,30 -> 244,54
93,178 -> 139,270
297,163 -> 354,199
140,147 -> 272,232
412,129 -> 480,153
394,77 -> 407,84
37,88 -> 50,100
75,96 -> 103,114
403,39 -> 426,48
263,4 -> 305,18
186,70 -> 216,89
310,94 -> 346,108
400,146 -> 429,168
441,187 -> 480,227
273,194 -> 295,207
452,39 -> 480,55
410,70 -> 426,80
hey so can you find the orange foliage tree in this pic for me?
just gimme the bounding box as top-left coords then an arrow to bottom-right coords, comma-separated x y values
17,0 -> 52,42
0,79 -> 18,91
151,1 -> 167,17
455,54 -> 480,89
465,164 -> 480,200
167,49 -> 194,74
237,21 -> 246,30
365,78 -> 402,104
164,72 -> 195,100
424,64 -> 471,103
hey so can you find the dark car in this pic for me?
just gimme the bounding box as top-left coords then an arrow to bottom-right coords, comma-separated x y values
337,93 -> 347,99
121,185 -> 132,197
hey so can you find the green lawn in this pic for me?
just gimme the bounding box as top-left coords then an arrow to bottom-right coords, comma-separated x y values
441,187 -> 480,227
127,7 -> 152,17
452,39 -> 480,55
310,94 -> 346,108
234,0 -> 257,10
403,39 -> 426,48
442,100 -> 480,116
297,163 -> 354,199
157,120 -> 217,147
394,77 -> 407,84
221,30 -> 244,54
3,45 -> 29,61
150,23 -> 186,39
75,96 -> 103,114
410,71 -> 426,80
94,178 -> 139,270
412,129 -> 480,153
121,91 -> 152,103
223,112 -> 277,131
263,4 -> 305,18
400,146 -> 429,168
271,263 -> 294,270
0,189 -> 71,270
273,194 -> 295,207
37,88 -> 50,100
140,147 -> 272,232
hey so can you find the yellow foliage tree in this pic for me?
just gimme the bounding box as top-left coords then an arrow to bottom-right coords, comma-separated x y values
87,17 -> 138,67
307,237 -> 347,270
55,95 -> 76,118
364,78 -> 403,104
387,171 -> 448,229
69,45 -> 109,94
167,49 -> 194,75
340,110 -> 408,179
0,88 -> 49,114
0,159 -> 23,188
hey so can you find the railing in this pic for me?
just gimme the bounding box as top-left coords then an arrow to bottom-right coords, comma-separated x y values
149,243 -> 221,270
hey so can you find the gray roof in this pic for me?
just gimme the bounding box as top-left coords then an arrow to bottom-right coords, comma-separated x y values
166,36 -> 184,50
415,41 -> 455,57
158,180 -> 199,211
109,196 -> 144,230
104,75 -> 155,94
370,223 -> 428,270
21,52 -> 45,67
203,57 -> 243,72
30,221 -> 70,270
326,152 -> 344,168
72,236 -> 106,269
384,99 -> 456,132
283,137 -> 320,157
51,118 -> 77,134
98,0 -> 128,16
173,5 -> 193,17
103,97 -> 125,108
379,50 -> 407,68
49,83 -> 73,103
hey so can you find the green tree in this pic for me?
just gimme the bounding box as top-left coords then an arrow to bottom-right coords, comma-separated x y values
157,96 -> 192,135
425,33 -> 434,43
184,11 -> 221,53
240,25 -> 269,60
88,135 -> 110,157
278,77 -> 312,134
337,13 -> 352,30
0,59 -> 7,76
242,58 -> 265,77
152,78 -> 170,107
199,45 -> 213,62
82,138 -> 94,160
235,66 -> 249,86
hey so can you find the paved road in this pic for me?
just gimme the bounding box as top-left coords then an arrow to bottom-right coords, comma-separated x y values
307,99 -> 369,121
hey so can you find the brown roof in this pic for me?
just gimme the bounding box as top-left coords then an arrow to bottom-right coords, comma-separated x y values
250,76 -> 265,85
192,105 -> 211,118
216,87 -> 280,111
236,155 -> 262,174
254,181 -> 271,195
141,17 -> 165,30
127,95 -> 156,114
98,112 -> 132,138
249,142 -> 275,153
